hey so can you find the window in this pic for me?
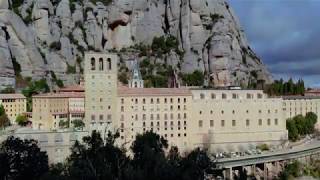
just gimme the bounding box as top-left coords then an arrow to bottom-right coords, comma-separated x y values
91,57 -> 95,70
198,120 -> 203,128
275,118 -> 278,125
246,119 -> 250,126
143,99 -> 146,104
221,120 -> 225,127
143,114 -> 146,120
232,120 -> 236,126
99,58 -> 103,70
267,119 -> 271,125
232,94 -> 237,99
222,93 -> 227,99
164,98 -> 167,103
107,58 -> 111,70
211,93 -> 216,99
99,115 -> 103,120
184,98 -> 187,103
121,98 -> 124,104
170,113 -> 174,120
210,120 -> 214,127
200,93 -> 205,99
151,98 -> 154,104
259,119 -> 262,126
107,115 -> 112,120
247,93 -> 252,99
91,115 -> 95,121
157,98 -> 160,104
121,106 -> 124,112
178,98 -> 180,103
257,93 -> 263,99
183,113 -> 187,119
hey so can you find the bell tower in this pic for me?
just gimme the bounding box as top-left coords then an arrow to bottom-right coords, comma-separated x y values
84,52 -> 118,136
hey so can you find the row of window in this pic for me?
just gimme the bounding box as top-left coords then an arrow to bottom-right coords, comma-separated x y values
121,97 -> 188,104
199,93 -> 264,100
120,133 -> 187,140
198,118 -> 279,128
1,99 -> 25,103
121,105 -> 188,112
91,114 -> 112,121
199,109 -> 279,115
90,57 -> 112,71
121,120 -> 187,128
120,113 -> 188,121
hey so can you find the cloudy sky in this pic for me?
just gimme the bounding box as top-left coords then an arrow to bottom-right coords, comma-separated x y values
228,0 -> 320,87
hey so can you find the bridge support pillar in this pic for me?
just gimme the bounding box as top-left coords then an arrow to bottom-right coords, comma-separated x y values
224,167 -> 233,180
251,164 -> 256,176
263,163 -> 268,180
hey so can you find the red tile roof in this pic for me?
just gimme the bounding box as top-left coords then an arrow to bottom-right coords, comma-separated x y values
117,86 -> 191,97
0,94 -> 26,99
33,92 -> 84,98
57,85 -> 84,92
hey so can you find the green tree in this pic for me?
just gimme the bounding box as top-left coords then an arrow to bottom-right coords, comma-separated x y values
287,119 -> 299,141
0,86 -> 15,93
67,131 -> 128,180
15,114 -> 28,126
0,104 -> 5,116
72,120 -> 85,130
0,105 -> 10,129
0,136 -> 49,180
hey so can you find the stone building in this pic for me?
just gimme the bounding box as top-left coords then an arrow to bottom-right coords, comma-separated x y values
0,93 -> 26,124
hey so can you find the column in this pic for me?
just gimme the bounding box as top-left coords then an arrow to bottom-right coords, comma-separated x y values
224,167 -> 233,180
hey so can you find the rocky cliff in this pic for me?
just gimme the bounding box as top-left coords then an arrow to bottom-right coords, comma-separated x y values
0,0 -> 272,88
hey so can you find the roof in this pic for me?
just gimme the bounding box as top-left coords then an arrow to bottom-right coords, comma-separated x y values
0,93 -> 26,99
33,92 -> 84,98
282,95 -> 320,100
118,86 -> 191,97
305,89 -> 320,94
57,85 -> 84,92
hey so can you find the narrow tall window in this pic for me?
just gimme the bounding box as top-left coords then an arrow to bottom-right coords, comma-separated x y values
107,58 -> 111,70
91,57 -> 95,70
99,58 -> 103,70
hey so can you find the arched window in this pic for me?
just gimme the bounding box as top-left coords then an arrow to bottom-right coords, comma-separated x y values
99,58 -> 103,71
107,58 -> 112,70
134,82 -> 138,88
91,57 -> 95,70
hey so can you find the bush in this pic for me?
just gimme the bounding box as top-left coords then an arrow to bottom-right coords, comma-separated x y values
15,114 -> 28,126
287,113 -> 317,141
181,70 -> 204,86
72,119 -> 85,129
66,64 -> 76,74
257,144 -> 269,151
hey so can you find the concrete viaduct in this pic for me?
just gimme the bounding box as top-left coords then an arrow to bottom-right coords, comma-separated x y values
214,142 -> 320,179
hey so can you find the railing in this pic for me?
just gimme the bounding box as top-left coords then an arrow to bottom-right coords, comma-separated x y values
215,144 -> 320,169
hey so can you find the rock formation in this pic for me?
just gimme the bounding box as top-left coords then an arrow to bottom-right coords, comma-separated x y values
0,0 -> 272,89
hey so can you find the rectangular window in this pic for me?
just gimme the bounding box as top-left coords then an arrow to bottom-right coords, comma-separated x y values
246,119 -> 250,126
91,115 -> 95,121
210,120 -> 214,127
275,118 -> 278,125
232,120 -> 236,126
267,119 -> 271,125
107,114 -> 112,120
99,115 -> 103,120
259,119 -> 262,126
198,120 -> 203,128
221,120 -> 225,127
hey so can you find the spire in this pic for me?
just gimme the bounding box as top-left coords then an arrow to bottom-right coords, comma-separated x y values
129,59 -> 144,88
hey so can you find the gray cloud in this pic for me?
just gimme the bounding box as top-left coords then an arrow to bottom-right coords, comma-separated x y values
228,0 -> 320,87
